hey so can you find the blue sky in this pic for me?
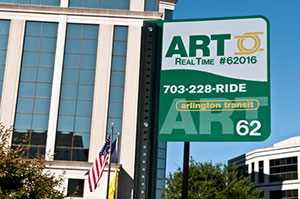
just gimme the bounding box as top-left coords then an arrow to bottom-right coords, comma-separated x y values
166,0 -> 300,173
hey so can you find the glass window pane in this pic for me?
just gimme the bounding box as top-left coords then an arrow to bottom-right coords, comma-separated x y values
32,114 -> 49,130
72,149 -> 88,161
100,0 -> 114,9
22,51 -> 39,66
46,0 -> 60,6
109,87 -> 124,102
34,98 -> 50,114
69,0 -> 83,7
64,54 -> 80,68
65,39 -> 81,53
14,113 -> 32,129
41,22 -> 58,37
111,56 -> 126,71
25,22 -> 41,36
29,147 -> 45,158
56,131 -> 72,147
30,131 -> 47,145
62,69 -> 78,84
80,54 -> 96,69
24,37 -> 40,51
0,20 -> 10,34
37,67 -> 53,82
75,116 -> 91,132
31,0 -> 44,5
79,70 -> 95,84
57,116 -> 74,131
18,82 -> 35,97
39,52 -> 55,67
81,40 -> 97,54
59,100 -> 76,115
0,66 -> 5,80
110,71 -> 125,86
0,51 -> 7,65
76,100 -> 92,116
73,133 -> 90,148
16,98 -> 34,113
114,26 -> 128,41
78,85 -> 94,100
113,41 -> 127,56
20,67 -> 37,81
60,84 -> 77,99
116,0 -> 129,10
83,25 -> 98,39
36,83 -> 52,98
108,102 -> 123,118
0,36 -> 9,49
67,179 -> 84,197
85,0 -> 99,8
106,118 -> 122,134
67,24 -> 82,38
54,147 -> 71,160
12,130 -> 28,144
41,37 -> 57,52
145,0 -> 158,11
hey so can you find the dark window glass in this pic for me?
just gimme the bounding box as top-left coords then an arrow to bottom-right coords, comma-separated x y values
106,26 -> 128,163
270,157 -> 298,182
0,0 -> 60,6
12,22 -> 58,158
67,179 -> 84,197
251,162 -> 255,182
69,0 -> 129,10
259,161 -> 264,183
270,189 -> 298,199
145,0 -> 157,11
164,9 -> 173,20
55,24 -> 98,162
0,20 -> 10,103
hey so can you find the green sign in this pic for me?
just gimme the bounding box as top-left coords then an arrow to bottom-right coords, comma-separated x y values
158,16 -> 270,141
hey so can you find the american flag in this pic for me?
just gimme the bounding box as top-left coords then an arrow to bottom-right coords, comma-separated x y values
87,135 -> 111,192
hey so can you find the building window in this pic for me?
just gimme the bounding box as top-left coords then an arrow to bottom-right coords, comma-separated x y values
69,0 -> 129,10
270,189 -> 298,199
0,20 -> 10,103
0,0 -> 60,6
54,24 -> 98,162
144,0 -> 157,11
251,162 -> 255,182
237,164 -> 248,177
258,161 -> 264,183
164,9 -> 173,20
67,179 -> 84,197
106,26 -> 128,158
12,21 -> 58,158
270,157 -> 298,182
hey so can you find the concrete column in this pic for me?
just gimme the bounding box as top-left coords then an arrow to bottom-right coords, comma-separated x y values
0,20 -> 25,145
88,24 -> 114,162
264,159 -> 270,183
119,26 -> 142,178
45,17 -> 67,160
130,0 -> 145,11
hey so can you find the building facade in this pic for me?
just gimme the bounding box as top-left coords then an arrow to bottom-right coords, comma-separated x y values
229,137 -> 300,199
0,0 -> 177,198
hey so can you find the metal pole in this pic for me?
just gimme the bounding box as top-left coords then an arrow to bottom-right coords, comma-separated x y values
106,123 -> 114,199
182,142 -> 190,199
114,133 -> 120,199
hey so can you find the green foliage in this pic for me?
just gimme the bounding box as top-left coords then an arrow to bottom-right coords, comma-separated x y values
0,125 -> 65,199
162,159 -> 262,199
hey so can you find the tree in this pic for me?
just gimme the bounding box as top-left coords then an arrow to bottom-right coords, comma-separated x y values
162,159 -> 262,199
0,125 -> 65,199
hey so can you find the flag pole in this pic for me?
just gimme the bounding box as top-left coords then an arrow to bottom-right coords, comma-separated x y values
106,123 -> 114,199
114,133 -> 120,199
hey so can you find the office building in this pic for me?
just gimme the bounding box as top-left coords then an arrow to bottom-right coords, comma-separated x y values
0,0 -> 178,198
229,137 -> 300,199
